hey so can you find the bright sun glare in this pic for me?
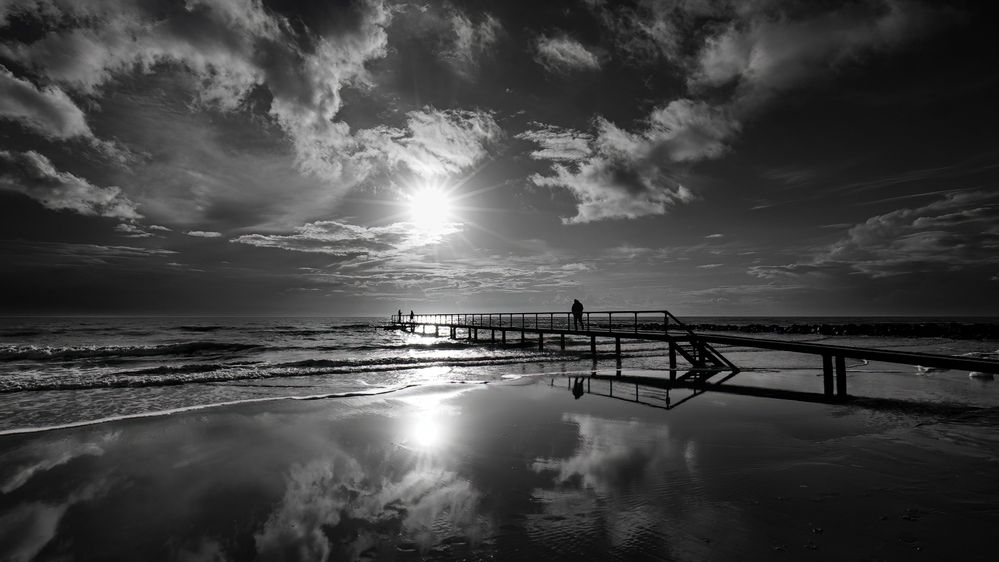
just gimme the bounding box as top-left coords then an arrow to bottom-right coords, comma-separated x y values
407,185 -> 453,229
407,412 -> 449,449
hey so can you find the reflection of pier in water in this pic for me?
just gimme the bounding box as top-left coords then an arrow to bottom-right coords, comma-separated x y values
562,370 -> 837,410
392,309 -> 999,402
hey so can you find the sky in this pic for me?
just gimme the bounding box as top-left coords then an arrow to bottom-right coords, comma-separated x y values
1,0 -> 997,317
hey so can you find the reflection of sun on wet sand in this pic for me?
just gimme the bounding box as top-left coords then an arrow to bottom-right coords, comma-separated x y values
1,379 -> 997,560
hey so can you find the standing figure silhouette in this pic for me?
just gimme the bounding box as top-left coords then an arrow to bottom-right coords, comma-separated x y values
571,299 -> 584,331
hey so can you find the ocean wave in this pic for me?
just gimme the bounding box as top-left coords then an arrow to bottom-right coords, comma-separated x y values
0,352 -> 571,393
0,384 -> 423,436
0,341 -> 261,361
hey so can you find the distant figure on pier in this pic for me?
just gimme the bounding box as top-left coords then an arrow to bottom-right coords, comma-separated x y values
571,299 -> 584,330
409,310 -> 415,322
397,309 -> 402,323
572,377 -> 585,400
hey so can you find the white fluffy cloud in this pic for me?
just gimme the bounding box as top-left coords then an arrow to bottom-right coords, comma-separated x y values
357,107 -> 502,179
443,10 -> 501,77
0,0 -> 392,184
515,124 -> 593,162
535,35 -> 600,72
521,0 -> 942,223
185,230 -> 223,238
0,150 -> 140,219
521,100 -> 734,223
0,66 -> 93,140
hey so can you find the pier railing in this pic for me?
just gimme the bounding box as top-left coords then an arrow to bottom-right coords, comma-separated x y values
392,310 -> 683,334
388,309 -> 999,401
390,309 -> 736,372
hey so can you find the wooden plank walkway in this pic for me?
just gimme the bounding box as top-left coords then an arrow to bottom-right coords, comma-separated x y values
388,309 -> 999,401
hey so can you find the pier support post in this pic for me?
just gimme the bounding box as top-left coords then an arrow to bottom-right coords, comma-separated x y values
835,356 -> 847,399
473,328 -> 478,341
434,326 -> 438,337
539,332 -> 544,350
669,341 -> 677,370
615,337 -> 622,374
502,330 -> 506,344
590,335 -> 596,357
822,355 -> 834,397
521,331 -> 525,343
560,333 -> 565,350
491,329 -> 495,342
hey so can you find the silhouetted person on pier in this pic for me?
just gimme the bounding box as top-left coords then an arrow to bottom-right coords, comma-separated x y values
572,377 -> 585,400
571,299 -> 584,330
409,310 -> 415,323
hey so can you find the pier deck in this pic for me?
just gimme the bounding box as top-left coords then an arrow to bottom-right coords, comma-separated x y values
389,310 -> 999,400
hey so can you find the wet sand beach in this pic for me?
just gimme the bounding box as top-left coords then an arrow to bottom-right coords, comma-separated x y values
1,375 -> 997,561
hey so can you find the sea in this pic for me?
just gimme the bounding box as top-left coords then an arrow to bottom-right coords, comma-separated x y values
2,316 -> 998,434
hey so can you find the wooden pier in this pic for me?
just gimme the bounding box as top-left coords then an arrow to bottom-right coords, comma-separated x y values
389,310 -> 999,401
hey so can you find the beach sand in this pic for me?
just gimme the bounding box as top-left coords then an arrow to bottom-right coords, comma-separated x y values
1,375 -> 997,561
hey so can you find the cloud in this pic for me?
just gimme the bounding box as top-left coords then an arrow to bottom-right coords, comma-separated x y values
115,223 -> 153,237
0,150 -> 140,219
0,66 -> 93,141
515,124 -> 593,162
255,452 -> 483,559
0,432 -> 118,494
0,0 -> 392,185
231,219 -> 460,256
750,191 -> 999,279
519,1 -> 945,223
534,35 -> 600,72
442,10 -> 501,77
186,230 -> 223,238
357,107 -> 502,178
689,0 -> 940,111
522,101 -> 735,223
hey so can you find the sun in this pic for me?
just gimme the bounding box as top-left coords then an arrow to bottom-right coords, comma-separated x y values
407,184 -> 453,229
